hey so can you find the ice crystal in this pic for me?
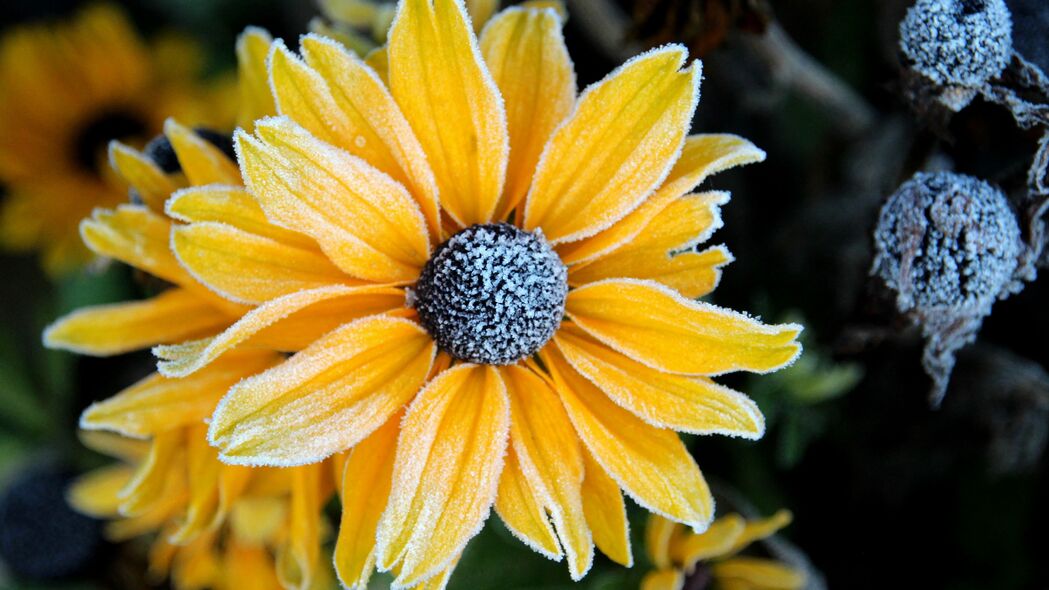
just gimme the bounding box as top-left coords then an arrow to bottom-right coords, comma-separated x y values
872,171 -> 1023,404
899,0 -> 1013,87
413,223 -> 567,365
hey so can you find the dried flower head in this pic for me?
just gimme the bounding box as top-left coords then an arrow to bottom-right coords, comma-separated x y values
899,0 -> 1013,87
872,171 -> 1023,404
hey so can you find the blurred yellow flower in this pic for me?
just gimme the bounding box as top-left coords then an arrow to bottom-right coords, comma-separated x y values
642,510 -> 806,590
0,4 -> 236,274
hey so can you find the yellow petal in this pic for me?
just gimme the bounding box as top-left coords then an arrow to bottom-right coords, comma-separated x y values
501,364 -> 592,580
334,411 -> 400,590
170,424 -> 223,544
166,185 -> 317,250
223,542 -> 284,590
671,513 -> 745,565
109,141 -> 180,214
641,569 -> 685,590
479,6 -> 575,219
81,353 -> 280,438
725,510 -> 793,555
277,463 -> 323,590
387,0 -> 509,226
78,430 -> 149,462
364,46 -> 389,85
230,496 -> 288,545
165,119 -> 242,186
581,450 -> 631,566
119,429 -> 183,517
523,46 -> 700,243
43,288 -> 229,356
569,193 -> 732,298
172,221 -> 355,305
237,118 -> 430,282
68,464 -> 134,518
209,316 -> 434,466
542,346 -> 713,529
376,364 -> 509,587
712,557 -> 806,590
466,0 -> 498,30
558,135 -> 764,265
277,36 -> 442,237
236,27 -> 277,129
566,279 -> 803,375
645,515 -> 679,569
80,205 -> 193,287
156,285 -> 404,377
495,445 -> 562,560
554,325 -> 765,437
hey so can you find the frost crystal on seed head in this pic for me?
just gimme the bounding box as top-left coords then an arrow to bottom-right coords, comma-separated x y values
899,0 -> 1013,87
413,223 -> 568,365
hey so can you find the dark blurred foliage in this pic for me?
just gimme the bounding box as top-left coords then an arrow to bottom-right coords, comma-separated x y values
1,0 -> 1047,589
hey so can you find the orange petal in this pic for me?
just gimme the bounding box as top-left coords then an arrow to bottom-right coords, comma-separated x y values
645,515 -> 679,569
501,364 -> 592,580
118,429 -> 183,517
166,185 -> 317,250
108,141 -> 179,214
725,510 -> 793,555
236,27 -> 278,128
80,352 -> 280,438
554,325 -> 765,438
172,221 -> 355,305
334,411 -> 401,590
208,315 -> 434,466
165,119 -> 242,186
277,463 -> 323,590
711,557 -> 806,590
364,47 -> 389,85
566,279 -> 802,376
155,285 -> 404,377
542,346 -> 713,529
237,118 -> 430,282
495,445 -> 563,560
277,36 -> 442,238
387,0 -> 509,226
641,569 -> 685,590
581,450 -> 631,566
557,134 -> 764,265
569,193 -> 732,298
68,464 -> 134,518
44,288 -> 229,356
80,205 -> 193,287
479,5 -> 575,219
523,46 -> 700,243
376,364 -> 509,587
671,513 -> 745,566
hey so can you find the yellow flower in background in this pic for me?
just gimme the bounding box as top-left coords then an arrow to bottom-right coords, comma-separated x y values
68,430 -> 335,590
111,0 -> 805,587
0,4 -> 235,274
642,510 -> 806,590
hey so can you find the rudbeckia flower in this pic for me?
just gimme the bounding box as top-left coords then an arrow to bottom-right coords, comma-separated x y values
0,5 -> 235,273
68,430 -> 335,590
132,1 -> 803,587
642,510 -> 806,590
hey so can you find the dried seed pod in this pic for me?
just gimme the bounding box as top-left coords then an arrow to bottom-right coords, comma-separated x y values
872,171 -> 1024,404
899,0 -> 1013,88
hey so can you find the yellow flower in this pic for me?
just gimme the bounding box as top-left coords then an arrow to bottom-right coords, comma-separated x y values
68,430 -> 335,590
0,4 -> 235,274
47,1 -> 802,588
642,511 -> 806,590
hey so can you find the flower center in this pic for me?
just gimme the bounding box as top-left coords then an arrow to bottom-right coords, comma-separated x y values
73,110 -> 147,172
413,223 -> 567,365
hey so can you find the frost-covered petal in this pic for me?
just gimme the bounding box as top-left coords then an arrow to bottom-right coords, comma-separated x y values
580,451 -> 631,567
166,185 -> 317,250
554,325 -> 765,437
109,141 -> 180,214
558,135 -> 764,265
236,118 -> 430,283
172,221 -> 356,305
334,412 -> 400,590
44,288 -> 228,356
501,364 -> 592,580
566,279 -> 802,376
236,27 -> 277,129
165,119 -> 242,186
80,352 -> 280,438
276,36 -> 442,237
80,205 -> 193,288
387,0 -> 509,226
542,345 -> 713,529
479,5 -> 575,220
523,46 -> 700,243
494,445 -> 562,560
208,316 -> 435,466
376,364 -> 509,588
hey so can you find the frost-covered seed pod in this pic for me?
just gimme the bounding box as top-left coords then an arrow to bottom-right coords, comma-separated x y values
899,0 -> 1013,87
